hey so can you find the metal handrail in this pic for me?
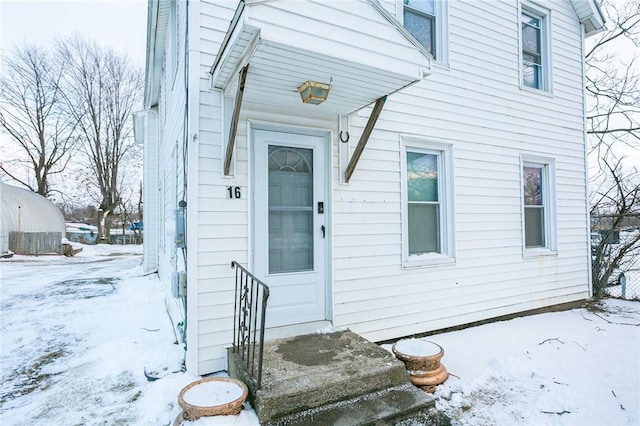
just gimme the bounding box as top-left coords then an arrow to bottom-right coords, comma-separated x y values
231,261 -> 270,390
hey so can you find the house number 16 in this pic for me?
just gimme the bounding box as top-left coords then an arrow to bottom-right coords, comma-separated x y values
227,186 -> 241,199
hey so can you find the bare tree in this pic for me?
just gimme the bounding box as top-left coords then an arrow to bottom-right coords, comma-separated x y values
586,0 -> 640,158
0,45 -> 78,196
590,160 -> 640,296
57,35 -> 143,240
586,0 -> 640,295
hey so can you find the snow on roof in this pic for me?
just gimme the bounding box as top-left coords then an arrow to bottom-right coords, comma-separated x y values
0,182 -> 66,241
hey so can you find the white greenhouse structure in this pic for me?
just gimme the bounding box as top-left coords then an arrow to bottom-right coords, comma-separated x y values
0,182 -> 66,255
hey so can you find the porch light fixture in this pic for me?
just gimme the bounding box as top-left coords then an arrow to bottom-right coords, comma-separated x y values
297,80 -> 331,105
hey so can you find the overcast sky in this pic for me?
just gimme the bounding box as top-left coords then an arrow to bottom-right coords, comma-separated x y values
0,0 -> 147,196
0,0 -> 147,68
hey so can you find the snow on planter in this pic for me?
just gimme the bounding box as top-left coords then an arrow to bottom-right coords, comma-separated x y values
392,339 -> 448,393
177,377 -> 248,421
394,339 -> 441,357
182,380 -> 244,406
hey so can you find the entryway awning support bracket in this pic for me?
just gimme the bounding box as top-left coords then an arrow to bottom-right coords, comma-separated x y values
344,96 -> 387,183
224,64 -> 249,176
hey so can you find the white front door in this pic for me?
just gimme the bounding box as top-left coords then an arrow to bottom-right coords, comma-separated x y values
254,128 -> 328,329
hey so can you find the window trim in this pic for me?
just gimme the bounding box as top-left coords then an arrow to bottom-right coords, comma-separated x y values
520,155 -> 557,257
401,137 -> 455,268
397,0 -> 449,66
519,2 -> 552,92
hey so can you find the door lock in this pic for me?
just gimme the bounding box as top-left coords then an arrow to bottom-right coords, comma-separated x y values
318,202 -> 324,214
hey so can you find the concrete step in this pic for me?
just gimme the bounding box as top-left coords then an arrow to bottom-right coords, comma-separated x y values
265,383 -> 438,426
229,330 -> 439,425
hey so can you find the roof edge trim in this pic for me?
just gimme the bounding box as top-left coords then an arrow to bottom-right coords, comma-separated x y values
367,0 -> 434,62
570,0 -> 606,37
210,1 -> 246,76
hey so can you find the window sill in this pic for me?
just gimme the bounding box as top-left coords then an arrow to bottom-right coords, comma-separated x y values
403,253 -> 455,269
519,84 -> 554,98
523,247 -> 557,258
432,60 -> 450,71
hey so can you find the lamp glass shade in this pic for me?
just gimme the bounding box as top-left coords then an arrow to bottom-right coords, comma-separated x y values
298,81 -> 330,105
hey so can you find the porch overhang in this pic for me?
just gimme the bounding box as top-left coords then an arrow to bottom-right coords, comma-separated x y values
210,0 -> 433,116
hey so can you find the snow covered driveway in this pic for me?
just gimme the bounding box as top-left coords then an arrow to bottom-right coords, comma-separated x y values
0,245 -> 192,425
1,246 -> 638,425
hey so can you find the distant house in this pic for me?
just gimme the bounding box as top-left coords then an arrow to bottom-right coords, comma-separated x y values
135,0 -> 605,375
0,182 -> 66,255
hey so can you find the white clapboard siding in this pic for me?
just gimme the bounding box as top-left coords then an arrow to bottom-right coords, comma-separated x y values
190,1 -> 240,373
149,0 -> 593,375
330,0 -> 589,343
153,0 -> 193,345
142,110 -> 159,274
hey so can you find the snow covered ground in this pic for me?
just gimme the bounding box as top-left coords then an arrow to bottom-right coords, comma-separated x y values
0,245 -> 257,425
1,246 -> 638,425
424,300 -> 639,425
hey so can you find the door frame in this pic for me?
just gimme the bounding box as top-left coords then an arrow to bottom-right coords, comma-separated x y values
249,121 -> 333,331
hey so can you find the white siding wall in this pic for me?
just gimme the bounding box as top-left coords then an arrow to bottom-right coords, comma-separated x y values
142,109 -> 159,273
157,0 -> 190,342
194,1 -> 238,374
180,0 -> 589,374
331,0 -> 590,341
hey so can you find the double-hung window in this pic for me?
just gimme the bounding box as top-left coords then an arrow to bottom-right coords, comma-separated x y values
523,164 -> 545,247
403,0 -> 436,55
520,4 -> 550,91
407,151 -> 441,254
401,0 -> 449,63
522,157 -> 556,254
403,140 -> 455,267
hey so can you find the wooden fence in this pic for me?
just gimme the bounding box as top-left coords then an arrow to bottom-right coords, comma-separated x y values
9,232 -> 62,255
